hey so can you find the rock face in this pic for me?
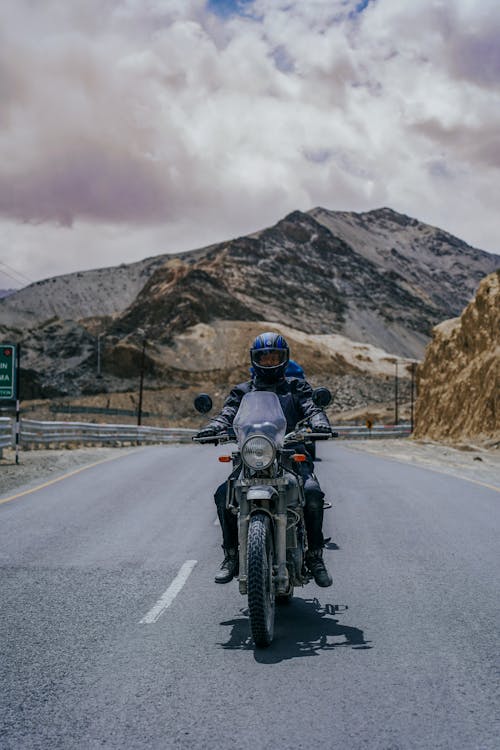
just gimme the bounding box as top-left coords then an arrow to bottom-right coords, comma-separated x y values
0,255 -> 168,327
1,207 -> 498,406
109,208 -> 499,358
414,271 -> 499,444
2,207 -> 498,346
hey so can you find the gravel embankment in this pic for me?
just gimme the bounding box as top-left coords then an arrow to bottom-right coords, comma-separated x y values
344,439 -> 500,488
1,440 -> 499,500
0,446 -> 131,498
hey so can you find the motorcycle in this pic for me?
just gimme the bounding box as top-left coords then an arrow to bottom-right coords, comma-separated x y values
193,387 -> 335,647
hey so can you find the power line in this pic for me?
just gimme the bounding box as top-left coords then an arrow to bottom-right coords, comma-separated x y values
0,261 -> 34,285
0,268 -> 22,286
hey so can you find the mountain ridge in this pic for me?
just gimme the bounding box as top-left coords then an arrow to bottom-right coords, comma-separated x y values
2,206 -> 498,334
1,206 -> 498,402
106,206 -> 499,357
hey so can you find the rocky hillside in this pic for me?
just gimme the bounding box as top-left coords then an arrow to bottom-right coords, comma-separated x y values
1,207 -> 498,407
311,207 -> 497,319
0,255 -> 169,327
19,320 -> 415,428
2,207 -> 498,345
414,271 -> 499,445
109,208 -> 499,359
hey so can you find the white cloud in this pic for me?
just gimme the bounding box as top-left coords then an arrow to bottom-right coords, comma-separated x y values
0,0 -> 499,288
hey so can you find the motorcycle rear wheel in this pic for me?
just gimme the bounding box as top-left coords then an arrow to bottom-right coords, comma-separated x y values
247,513 -> 275,647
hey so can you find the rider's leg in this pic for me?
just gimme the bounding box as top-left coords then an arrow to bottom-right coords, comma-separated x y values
214,481 -> 239,583
303,474 -> 333,588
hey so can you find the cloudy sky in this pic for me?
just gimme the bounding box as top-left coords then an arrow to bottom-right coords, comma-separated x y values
1,0 -> 499,289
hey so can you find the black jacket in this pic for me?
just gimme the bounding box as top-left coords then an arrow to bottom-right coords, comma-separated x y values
207,376 -> 331,434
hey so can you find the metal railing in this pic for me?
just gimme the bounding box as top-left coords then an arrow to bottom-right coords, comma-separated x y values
18,419 -> 195,447
332,424 -> 412,439
0,417 -> 412,450
0,418 -> 13,449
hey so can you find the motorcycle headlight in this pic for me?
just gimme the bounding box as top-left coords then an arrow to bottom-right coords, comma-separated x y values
241,435 -> 275,470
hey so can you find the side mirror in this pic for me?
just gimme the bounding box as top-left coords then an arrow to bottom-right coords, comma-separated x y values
194,393 -> 213,414
312,387 -> 332,408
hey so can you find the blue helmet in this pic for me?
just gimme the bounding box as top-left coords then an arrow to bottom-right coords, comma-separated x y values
250,332 -> 289,382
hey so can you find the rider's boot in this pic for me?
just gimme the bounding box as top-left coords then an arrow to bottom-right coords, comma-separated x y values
306,549 -> 333,587
214,548 -> 239,584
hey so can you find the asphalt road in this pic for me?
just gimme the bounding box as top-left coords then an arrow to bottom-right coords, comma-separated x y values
0,443 -> 498,749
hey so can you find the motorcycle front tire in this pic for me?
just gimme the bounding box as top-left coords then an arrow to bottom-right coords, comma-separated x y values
247,513 -> 275,647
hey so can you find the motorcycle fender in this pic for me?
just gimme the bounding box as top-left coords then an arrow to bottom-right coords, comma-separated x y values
246,485 -> 278,502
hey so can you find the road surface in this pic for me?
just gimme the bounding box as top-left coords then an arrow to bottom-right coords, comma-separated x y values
0,443 -> 498,749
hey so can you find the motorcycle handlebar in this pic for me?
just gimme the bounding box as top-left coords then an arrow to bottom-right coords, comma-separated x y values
284,430 -> 337,443
192,434 -> 233,444
193,430 -> 339,445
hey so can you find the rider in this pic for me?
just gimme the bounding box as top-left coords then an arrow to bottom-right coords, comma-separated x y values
195,332 -> 333,588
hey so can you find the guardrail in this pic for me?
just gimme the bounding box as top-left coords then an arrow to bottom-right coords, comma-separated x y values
0,417 -> 13,450
332,424 -> 412,439
18,419 -> 196,447
0,417 -> 412,450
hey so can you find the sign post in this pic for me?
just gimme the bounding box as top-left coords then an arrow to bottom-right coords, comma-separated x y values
0,344 -> 20,463
0,345 -> 16,400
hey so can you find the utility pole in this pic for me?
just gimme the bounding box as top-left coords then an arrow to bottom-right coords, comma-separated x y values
137,329 -> 146,426
410,361 -> 416,432
394,360 -> 399,426
15,345 -> 20,465
97,333 -> 103,378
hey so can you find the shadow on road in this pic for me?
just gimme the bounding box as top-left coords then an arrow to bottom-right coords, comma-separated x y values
324,540 -> 340,550
219,597 -> 371,661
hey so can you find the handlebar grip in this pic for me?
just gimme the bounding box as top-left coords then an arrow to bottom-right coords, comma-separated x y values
192,433 -> 231,444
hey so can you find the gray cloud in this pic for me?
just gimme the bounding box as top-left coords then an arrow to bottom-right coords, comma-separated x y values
450,30 -> 500,88
0,0 -> 499,288
0,143 -> 171,225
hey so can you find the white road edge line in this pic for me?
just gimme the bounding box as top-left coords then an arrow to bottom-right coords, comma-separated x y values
139,560 -> 198,624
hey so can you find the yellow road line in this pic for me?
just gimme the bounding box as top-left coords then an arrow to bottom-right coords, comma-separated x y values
0,450 -> 140,506
344,445 -> 500,493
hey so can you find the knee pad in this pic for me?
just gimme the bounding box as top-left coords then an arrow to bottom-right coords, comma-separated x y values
214,483 -> 227,508
303,477 -> 324,510
304,490 -> 325,512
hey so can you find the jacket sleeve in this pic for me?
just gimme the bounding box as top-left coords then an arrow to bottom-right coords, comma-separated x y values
206,383 -> 248,431
294,379 -> 331,430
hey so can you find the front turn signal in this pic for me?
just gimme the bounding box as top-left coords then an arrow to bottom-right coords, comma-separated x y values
218,456 -> 232,463
292,454 -> 307,462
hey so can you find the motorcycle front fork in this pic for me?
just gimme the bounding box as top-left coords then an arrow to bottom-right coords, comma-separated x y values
236,489 -> 291,596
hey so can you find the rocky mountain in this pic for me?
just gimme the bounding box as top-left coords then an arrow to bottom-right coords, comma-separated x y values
414,271 -> 499,446
0,255 -> 169,328
108,207 -> 499,359
0,207 -> 498,405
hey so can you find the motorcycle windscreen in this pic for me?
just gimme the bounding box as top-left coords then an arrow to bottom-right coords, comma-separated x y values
233,391 -> 287,448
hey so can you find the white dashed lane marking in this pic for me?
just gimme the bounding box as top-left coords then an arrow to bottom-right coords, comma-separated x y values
139,560 -> 198,624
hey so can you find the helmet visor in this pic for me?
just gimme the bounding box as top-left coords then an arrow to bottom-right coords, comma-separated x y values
251,348 -> 288,369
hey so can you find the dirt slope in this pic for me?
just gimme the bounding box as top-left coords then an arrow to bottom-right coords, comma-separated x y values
414,271 -> 499,445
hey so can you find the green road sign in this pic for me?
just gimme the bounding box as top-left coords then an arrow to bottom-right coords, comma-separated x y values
0,344 -> 16,399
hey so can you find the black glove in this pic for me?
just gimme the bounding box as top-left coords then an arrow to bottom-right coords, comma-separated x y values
195,426 -> 219,439
311,423 -> 331,434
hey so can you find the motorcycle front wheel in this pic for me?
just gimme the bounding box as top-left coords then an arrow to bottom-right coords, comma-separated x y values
247,513 -> 275,647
